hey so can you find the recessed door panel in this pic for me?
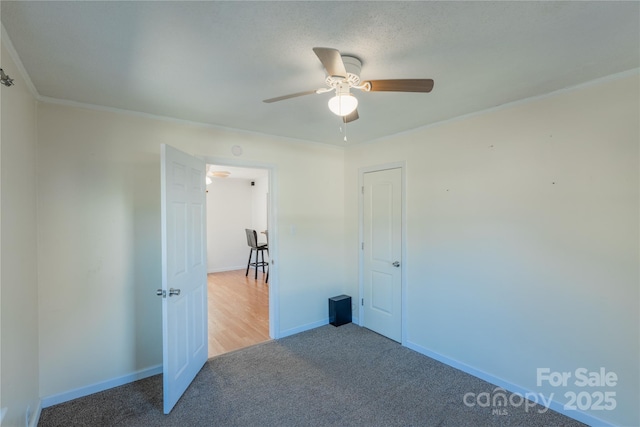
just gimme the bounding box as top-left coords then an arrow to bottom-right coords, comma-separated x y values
191,203 -> 204,268
171,296 -> 189,379
191,285 -> 206,355
171,202 -> 187,276
372,183 -> 393,263
371,271 -> 393,315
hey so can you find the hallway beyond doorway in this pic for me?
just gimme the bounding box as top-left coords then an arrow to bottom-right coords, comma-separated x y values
207,270 -> 270,358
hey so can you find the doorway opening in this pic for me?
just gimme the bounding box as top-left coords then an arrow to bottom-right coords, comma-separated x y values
205,164 -> 271,357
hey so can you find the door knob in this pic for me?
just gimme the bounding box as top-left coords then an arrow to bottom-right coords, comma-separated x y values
169,288 -> 181,297
156,289 -> 165,297
392,261 -> 400,267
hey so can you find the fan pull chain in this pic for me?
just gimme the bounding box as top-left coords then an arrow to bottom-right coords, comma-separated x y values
342,119 -> 348,142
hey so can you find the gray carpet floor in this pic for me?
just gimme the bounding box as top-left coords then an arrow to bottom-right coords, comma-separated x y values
38,324 -> 586,426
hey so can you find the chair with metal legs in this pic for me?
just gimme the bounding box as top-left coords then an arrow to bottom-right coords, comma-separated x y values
264,230 -> 269,283
245,229 -> 268,280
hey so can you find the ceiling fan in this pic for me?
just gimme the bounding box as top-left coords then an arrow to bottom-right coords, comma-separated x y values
263,47 -> 434,123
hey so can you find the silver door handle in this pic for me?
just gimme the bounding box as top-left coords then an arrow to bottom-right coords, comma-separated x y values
169,288 -> 181,297
392,261 -> 400,267
156,289 -> 165,297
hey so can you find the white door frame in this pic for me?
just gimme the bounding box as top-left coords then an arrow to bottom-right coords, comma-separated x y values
358,161 -> 407,344
203,156 -> 279,339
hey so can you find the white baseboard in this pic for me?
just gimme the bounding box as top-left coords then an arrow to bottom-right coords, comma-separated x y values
0,401 -> 42,427
41,365 -> 162,408
404,340 -> 615,427
207,265 -> 246,273
278,318 -> 329,338
278,314 -> 358,339
29,401 -> 41,427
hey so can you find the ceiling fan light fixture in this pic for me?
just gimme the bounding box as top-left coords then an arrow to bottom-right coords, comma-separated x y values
212,171 -> 231,178
328,94 -> 358,116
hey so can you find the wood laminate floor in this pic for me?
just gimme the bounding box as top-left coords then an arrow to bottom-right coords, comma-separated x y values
207,269 -> 270,358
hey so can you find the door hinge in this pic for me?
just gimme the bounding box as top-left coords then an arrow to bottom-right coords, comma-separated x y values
361,242 -> 364,250
361,298 -> 364,306
361,186 -> 364,195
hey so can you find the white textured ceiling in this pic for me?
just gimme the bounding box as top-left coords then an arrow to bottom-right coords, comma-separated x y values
2,1 -> 639,146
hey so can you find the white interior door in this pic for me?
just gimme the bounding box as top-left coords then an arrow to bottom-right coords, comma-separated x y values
362,168 -> 402,342
160,144 -> 208,413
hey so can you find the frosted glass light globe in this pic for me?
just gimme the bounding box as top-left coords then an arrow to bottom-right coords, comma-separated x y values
328,94 -> 358,116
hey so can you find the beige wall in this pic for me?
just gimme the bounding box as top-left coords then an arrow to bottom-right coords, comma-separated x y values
36,102 -> 347,398
0,41 -> 40,426
206,178 -> 253,272
206,173 -> 269,273
344,74 -> 639,426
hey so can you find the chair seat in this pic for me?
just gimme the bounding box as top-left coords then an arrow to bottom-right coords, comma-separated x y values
245,228 -> 269,280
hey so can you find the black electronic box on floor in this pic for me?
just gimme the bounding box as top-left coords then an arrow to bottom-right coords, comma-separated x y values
329,295 -> 352,326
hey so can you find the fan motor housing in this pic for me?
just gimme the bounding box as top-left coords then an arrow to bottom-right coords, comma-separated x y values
326,55 -> 362,88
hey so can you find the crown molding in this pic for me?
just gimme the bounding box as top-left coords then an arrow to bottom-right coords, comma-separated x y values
1,24 -> 39,98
